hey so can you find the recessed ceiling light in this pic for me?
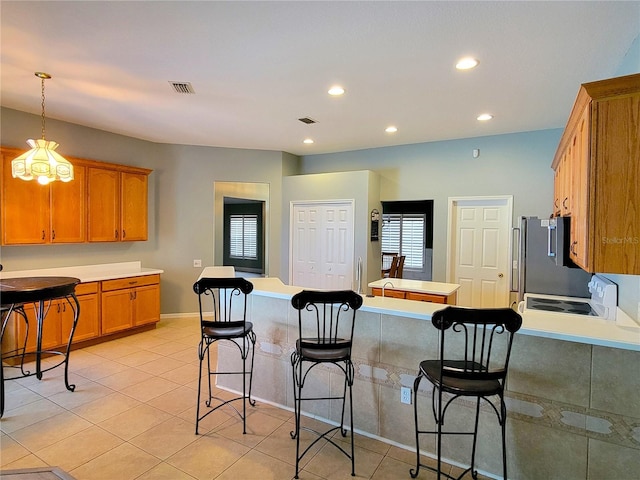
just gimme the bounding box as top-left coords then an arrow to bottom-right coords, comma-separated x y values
303,138 -> 314,144
385,126 -> 398,133
328,86 -> 345,96
456,57 -> 479,70
477,113 -> 493,121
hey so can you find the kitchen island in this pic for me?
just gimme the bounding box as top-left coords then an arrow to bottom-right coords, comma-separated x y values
368,278 -> 460,304
216,277 -> 639,480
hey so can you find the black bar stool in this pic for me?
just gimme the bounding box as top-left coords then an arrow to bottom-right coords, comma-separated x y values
410,306 -> 522,480
290,289 -> 363,479
193,276 -> 256,434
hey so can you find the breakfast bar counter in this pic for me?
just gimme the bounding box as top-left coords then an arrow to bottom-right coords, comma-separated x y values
250,278 -> 640,351
217,277 -> 640,479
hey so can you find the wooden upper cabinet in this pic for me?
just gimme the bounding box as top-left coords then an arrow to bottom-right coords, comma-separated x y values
121,172 -> 148,241
1,150 -> 49,244
51,164 -> 86,243
88,167 -> 120,242
1,148 -> 85,245
1,146 -> 151,245
552,73 -> 640,274
87,167 -> 149,242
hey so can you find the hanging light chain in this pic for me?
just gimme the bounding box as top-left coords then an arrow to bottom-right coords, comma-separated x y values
34,72 -> 52,140
41,76 -> 47,140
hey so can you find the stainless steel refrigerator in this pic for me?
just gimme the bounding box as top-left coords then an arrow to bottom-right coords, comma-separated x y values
513,216 -> 592,302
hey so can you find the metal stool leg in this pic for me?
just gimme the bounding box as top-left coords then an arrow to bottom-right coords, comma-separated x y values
410,374 -> 423,478
348,363 -> 355,477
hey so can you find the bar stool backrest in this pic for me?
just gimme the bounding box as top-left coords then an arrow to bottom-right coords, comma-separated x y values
431,306 -> 522,382
193,277 -> 253,329
291,290 -> 363,355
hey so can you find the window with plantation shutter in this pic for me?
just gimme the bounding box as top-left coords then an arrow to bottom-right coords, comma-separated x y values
229,214 -> 258,260
381,213 -> 425,269
224,200 -> 264,273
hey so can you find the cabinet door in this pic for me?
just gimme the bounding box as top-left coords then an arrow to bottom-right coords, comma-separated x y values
51,164 -> 86,243
18,301 -> 63,352
560,150 -> 572,215
592,94 -> 640,273
569,105 -> 591,269
121,172 -> 148,241
61,294 -> 100,343
101,289 -> 133,334
132,284 -> 160,326
1,154 -> 50,244
88,167 -> 120,242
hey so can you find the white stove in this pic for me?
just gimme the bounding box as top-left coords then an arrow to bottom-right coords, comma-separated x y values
519,274 -> 618,321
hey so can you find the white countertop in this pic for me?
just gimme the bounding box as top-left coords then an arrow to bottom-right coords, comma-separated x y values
0,262 -> 164,283
368,278 -> 460,296
249,277 -> 640,351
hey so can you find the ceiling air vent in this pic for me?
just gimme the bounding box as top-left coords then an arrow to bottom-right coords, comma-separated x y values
298,117 -> 317,124
169,81 -> 195,94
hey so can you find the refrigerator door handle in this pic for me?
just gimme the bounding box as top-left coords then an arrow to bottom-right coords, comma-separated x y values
511,227 -> 520,293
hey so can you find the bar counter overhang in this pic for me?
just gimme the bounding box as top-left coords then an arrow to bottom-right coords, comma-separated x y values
214,277 -> 640,479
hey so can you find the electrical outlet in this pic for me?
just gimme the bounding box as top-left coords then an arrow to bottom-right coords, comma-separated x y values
193,259 -> 202,268
400,386 -> 412,405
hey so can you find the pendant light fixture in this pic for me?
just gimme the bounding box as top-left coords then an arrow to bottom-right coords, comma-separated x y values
11,72 -> 73,185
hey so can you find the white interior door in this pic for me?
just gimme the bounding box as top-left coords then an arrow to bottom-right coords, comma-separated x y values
291,201 -> 354,289
447,197 -> 512,307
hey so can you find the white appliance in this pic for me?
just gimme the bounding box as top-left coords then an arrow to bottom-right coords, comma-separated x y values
518,274 -> 618,321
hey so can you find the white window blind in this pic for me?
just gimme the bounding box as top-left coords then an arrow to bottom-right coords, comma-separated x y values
229,214 -> 258,259
381,214 -> 425,269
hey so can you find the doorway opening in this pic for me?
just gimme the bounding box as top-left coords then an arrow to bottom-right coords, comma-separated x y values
223,198 -> 265,274
381,200 -> 434,281
213,182 -> 269,276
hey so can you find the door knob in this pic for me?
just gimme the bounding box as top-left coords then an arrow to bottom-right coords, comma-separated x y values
498,273 -> 504,278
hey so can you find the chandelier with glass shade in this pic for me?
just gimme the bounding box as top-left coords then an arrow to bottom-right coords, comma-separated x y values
11,72 -> 74,185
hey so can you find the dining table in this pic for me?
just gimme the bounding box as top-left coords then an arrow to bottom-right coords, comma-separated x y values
0,276 -> 80,418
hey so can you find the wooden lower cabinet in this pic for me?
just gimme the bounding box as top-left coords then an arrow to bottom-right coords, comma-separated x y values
1,276 -> 159,355
101,274 -> 160,334
6,282 -> 100,354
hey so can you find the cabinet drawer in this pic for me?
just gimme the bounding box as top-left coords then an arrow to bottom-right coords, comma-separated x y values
101,274 -> 160,292
371,288 -> 406,299
75,282 -> 99,296
406,291 -> 447,303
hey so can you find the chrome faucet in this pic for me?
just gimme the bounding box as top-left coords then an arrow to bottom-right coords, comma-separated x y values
382,281 -> 394,297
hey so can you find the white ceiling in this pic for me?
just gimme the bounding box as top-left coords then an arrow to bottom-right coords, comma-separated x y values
1,1 -> 639,156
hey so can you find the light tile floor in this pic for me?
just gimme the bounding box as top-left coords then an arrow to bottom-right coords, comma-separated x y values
1,317 -> 482,480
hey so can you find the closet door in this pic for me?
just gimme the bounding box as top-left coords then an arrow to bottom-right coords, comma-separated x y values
291,201 -> 354,289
